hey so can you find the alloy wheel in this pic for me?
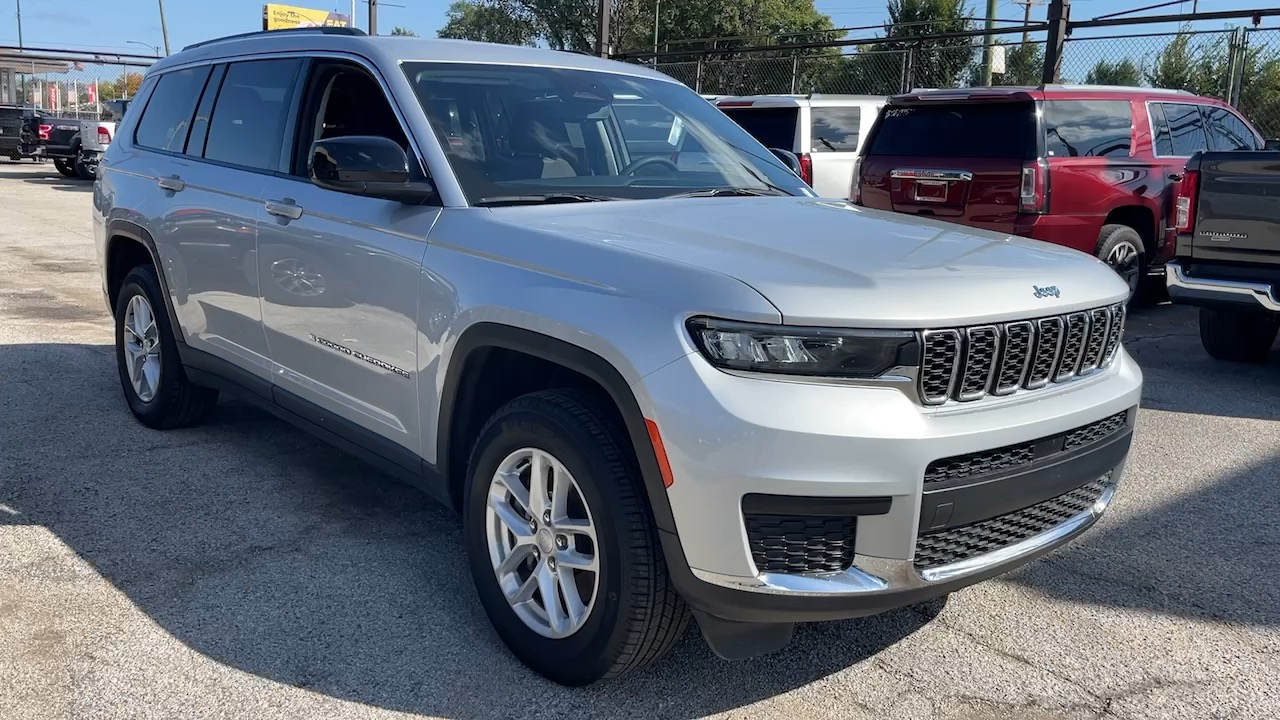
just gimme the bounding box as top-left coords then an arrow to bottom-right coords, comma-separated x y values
1106,240 -> 1141,294
122,294 -> 161,402
484,447 -> 599,639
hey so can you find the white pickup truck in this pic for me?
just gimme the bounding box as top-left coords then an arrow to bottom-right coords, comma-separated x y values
78,99 -> 130,178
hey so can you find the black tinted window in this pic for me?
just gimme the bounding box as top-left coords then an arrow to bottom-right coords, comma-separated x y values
1043,100 -> 1132,157
203,59 -> 301,171
811,107 -> 862,152
1155,103 -> 1209,156
1203,106 -> 1258,151
867,103 -> 1034,158
720,107 -> 798,151
134,66 -> 212,152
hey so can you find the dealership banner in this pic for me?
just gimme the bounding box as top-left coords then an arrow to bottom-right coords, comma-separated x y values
262,3 -> 352,31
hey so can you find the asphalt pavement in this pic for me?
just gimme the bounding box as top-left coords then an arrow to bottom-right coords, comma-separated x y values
1,160 -> 1277,720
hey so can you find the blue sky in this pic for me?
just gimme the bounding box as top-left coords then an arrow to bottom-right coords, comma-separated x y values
0,0 -> 1269,55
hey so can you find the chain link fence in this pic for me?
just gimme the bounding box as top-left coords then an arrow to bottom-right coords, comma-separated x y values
637,19 -> 1280,140
2,54 -> 155,120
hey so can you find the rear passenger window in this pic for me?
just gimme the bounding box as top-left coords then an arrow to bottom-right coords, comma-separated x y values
1154,103 -> 1209,156
719,107 -> 799,151
1203,106 -> 1258,151
203,59 -> 302,172
1042,100 -> 1132,157
134,66 -> 213,152
810,107 -> 862,152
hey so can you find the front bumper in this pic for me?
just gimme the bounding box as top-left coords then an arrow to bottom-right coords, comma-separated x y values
1166,261 -> 1280,312
637,345 -> 1142,625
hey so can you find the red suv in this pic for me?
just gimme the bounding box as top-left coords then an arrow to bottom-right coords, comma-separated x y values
852,84 -> 1267,295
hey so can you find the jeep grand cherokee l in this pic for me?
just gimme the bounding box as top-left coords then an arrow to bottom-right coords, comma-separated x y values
853,85 -> 1266,297
94,28 -> 1143,685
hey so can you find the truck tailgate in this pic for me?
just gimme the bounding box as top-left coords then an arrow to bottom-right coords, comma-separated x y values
1190,152 -> 1280,265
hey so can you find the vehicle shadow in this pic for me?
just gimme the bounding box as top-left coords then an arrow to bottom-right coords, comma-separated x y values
23,177 -> 93,192
0,342 -> 935,718
1125,302 -> 1280,421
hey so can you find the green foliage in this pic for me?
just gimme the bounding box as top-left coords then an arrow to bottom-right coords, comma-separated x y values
1085,58 -> 1142,86
966,40 -> 1043,86
880,0 -> 975,88
390,26 -> 419,36
438,1 -> 540,46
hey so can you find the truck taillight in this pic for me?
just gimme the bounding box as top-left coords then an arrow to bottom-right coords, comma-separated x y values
798,152 -> 812,186
38,123 -> 51,141
98,126 -> 111,144
1174,169 -> 1200,232
849,156 -> 862,204
1019,158 -> 1049,214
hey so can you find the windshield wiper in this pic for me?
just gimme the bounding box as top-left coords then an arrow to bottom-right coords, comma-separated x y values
664,187 -> 788,199
475,193 -> 614,207
815,136 -> 838,152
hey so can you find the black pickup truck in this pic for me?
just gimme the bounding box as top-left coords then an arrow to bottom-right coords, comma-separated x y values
20,113 -> 94,178
1166,149 -> 1280,362
1,105 -> 41,161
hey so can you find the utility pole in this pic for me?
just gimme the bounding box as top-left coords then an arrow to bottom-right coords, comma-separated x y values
980,0 -> 999,85
652,0 -> 660,67
1041,0 -> 1070,84
351,0 -> 357,30
596,0 -> 610,57
157,0 -> 171,55
369,0 -> 378,35
1011,0 -> 1044,45
16,0 -> 23,48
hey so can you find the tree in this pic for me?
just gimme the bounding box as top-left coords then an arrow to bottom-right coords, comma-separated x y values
390,26 -> 418,36
1085,58 -> 1142,86
109,72 -> 144,100
872,0 -> 975,90
439,1 -> 540,46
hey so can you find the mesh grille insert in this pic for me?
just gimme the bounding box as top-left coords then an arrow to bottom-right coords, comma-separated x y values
745,514 -> 856,574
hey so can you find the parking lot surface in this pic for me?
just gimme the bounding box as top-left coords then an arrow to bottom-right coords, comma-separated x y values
1,159 -> 1277,720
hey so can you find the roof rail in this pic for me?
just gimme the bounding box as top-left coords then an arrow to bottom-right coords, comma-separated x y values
1040,83 -> 1193,95
183,26 -> 367,52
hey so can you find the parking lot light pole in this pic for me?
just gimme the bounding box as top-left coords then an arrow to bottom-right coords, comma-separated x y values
157,0 -> 171,56
15,0 -> 23,48
127,40 -> 161,57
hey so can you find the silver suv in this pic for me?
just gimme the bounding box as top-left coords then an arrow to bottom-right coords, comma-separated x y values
94,28 -> 1143,686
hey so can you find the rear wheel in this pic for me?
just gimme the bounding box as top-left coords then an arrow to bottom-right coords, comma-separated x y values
1095,224 -> 1145,300
75,158 -> 95,180
54,158 -> 76,177
1199,307 -> 1279,363
463,389 -> 690,686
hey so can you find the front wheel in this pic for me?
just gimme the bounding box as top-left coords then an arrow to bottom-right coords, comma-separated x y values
1199,307 -> 1279,363
54,158 -> 77,177
1095,224 -> 1145,300
463,389 -> 690,686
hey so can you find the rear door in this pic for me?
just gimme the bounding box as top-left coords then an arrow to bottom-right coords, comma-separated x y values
717,103 -> 801,154
0,107 -> 24,155
859,100 -> 1036,232
808,105 -> 866,198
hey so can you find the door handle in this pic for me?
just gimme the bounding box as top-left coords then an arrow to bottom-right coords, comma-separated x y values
264,198 -> 303,221
156,175 -> 184,192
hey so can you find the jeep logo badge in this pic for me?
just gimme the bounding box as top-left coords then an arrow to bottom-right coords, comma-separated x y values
1033,285 -> 1060,299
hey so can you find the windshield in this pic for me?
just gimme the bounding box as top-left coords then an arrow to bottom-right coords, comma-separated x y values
401,62 -> 813,204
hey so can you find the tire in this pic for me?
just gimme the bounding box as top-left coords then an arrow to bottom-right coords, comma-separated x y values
114,264 -> 219,429
75,159 -> 95,180
463,388 -> 690,686
1199,307 -> 1279,363
54,158 -> 77,177
1095,224 -> 1145,301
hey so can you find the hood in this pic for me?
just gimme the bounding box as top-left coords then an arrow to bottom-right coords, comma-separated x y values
490,196 -> 1130,328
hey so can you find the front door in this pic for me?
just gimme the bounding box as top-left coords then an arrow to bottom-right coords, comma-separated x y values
256,57 -> 442,456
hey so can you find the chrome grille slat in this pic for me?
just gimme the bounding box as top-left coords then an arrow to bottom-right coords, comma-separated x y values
919,303 -> 1126,406
1026,317 -> 1063,389
994,322 -> 1034,395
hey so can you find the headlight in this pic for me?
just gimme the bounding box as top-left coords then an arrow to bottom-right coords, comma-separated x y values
686,317 -> 920,378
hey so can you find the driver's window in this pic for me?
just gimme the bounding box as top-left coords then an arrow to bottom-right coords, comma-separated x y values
293,62 -> 417,178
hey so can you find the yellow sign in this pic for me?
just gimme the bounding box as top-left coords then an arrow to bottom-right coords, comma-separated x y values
262,3 -> 352,31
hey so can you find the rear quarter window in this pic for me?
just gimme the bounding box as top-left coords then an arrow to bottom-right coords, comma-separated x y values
867,103 -> 1034,158
719,106 -> 798,151
134,66 -> 213,153
1043,100 -> 1132,157
810,107 -> 862,153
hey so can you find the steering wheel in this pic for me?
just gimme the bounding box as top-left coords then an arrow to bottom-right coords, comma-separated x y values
620,155 -> 679,176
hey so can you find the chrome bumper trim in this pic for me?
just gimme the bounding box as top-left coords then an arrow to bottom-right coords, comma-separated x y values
690,476 -> 1117,598
1166,261 -> 1280,312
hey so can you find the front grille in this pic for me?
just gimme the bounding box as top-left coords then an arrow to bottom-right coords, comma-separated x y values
919,303 -> 1125,405
913,478 -> 1109,570
924,409 -> 1132,485
745,514 -> 856,574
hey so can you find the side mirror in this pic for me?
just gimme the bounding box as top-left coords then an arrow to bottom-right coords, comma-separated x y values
1265,138 -> 1280,151
768,147 -> 802,176
309,135 -> 435,203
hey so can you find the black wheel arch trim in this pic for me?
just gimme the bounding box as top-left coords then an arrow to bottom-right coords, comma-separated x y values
105,219 -> 189,352
439,322 -> 682,541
